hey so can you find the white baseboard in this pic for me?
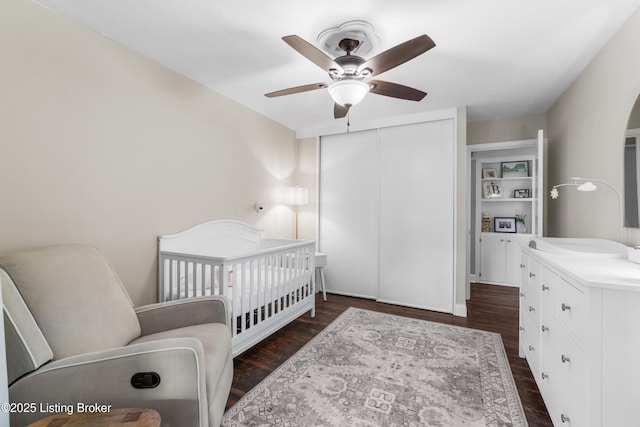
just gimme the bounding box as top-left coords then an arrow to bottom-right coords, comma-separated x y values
454,302 -> 467,317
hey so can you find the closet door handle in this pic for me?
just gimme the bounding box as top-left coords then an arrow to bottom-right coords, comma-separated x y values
561,354 -> 571,363
541,325 -> 549,332
561,303 -> 571,311
561,414 -> 571,423
542,285 -> 549,291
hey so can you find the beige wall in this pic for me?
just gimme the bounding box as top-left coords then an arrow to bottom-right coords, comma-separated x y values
0,0 -> 298,305
468,113 -> 547,145
547,7 -> 640,244
295,137 -> 318,242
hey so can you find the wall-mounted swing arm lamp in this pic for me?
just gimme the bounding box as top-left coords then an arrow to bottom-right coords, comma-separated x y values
550,176 -> 622,242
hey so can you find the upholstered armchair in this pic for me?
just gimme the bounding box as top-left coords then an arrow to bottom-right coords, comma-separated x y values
0,244 -> 233,426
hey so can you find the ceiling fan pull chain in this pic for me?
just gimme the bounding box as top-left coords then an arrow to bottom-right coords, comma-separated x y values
347,110 -> 350,133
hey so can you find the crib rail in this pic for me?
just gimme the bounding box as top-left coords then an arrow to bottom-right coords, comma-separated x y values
158,240 -> 315,356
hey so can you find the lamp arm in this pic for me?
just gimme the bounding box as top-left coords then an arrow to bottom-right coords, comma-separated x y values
572,177 -> 623,242
551,182 -> 579,189
572,177 -> 621,203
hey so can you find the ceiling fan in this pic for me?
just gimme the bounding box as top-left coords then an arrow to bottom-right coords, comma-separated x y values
265,33 -> 435,119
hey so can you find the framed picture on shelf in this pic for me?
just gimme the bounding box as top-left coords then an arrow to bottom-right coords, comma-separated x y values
514,189 -> 530,198
483,182 -> 502,199
482,168 -> 497,178
494,217 -> 517,233
501,161 -> 529,178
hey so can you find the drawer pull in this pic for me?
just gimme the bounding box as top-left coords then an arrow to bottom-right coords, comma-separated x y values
561,354 -> 571,363
519,326 -> 525,331
561,414 -> 571,423
529,306 -> 535,312
561,303 -> 571,311
520,263 -> 525,269
520,292 -> 525,298
529,272 -> 536,278
541,372 -> 549,379
528,345 -> 535,352
541,325 -> 549,332
542,285 -> 549,291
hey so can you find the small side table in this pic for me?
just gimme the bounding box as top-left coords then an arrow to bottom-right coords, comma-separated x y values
315,252 -> 327,301
28,408 -> 161,427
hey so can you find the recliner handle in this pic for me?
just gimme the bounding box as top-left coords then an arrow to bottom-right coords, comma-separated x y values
130,372 -> 161,389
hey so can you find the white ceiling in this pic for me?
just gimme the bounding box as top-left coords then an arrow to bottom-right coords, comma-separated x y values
34,0 -> 640,136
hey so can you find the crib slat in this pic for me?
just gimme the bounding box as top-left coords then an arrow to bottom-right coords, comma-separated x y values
169,259 -> 175,302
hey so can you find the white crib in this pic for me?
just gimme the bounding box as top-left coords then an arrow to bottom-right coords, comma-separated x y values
158,220 -> 315,356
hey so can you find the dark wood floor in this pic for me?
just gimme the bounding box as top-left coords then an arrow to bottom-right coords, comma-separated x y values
226,283 -> 553,426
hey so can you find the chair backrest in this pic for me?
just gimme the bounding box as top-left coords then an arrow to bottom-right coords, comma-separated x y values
0,245 -> 141,360
1,269 -> 53,385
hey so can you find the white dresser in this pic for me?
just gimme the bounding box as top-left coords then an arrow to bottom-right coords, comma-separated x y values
520,242 -> 640,426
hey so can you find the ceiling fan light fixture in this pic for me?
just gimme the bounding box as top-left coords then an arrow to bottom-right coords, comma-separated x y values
328,80 -> 370,107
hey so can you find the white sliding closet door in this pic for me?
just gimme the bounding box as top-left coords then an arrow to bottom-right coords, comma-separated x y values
319,119 -> 455,312
319,129 -> 378,299
377,120 -> 455,312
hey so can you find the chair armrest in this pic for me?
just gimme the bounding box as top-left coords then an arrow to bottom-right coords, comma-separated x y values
9,339 -> 208,427
135,295 -> 231,336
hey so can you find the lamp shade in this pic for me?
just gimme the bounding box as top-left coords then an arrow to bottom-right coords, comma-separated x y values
328,80 -> 370,107
284,186 -> 309,206
576,181 -> 597,192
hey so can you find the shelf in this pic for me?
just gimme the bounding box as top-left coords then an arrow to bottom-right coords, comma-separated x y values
481,232 -> 532,237
482,198 -> 533,202
481,176 -> 532,181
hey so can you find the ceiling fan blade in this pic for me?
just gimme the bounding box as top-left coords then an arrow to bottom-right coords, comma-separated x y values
265,83 -> 328,98
358,34 -> 435,77
334,103 -> 349,119
369,79 -> 427,101
283,35 -> 344,74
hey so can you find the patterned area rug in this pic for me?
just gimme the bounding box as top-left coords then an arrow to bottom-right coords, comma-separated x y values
223,307 -> 528,426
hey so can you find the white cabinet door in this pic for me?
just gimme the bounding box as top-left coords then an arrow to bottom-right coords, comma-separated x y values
377,120 -> 455,313
319,129 -> 378,299
480,233 -> 506,283
480,233 -> 529,285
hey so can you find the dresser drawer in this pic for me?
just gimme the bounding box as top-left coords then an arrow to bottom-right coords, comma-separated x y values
519,280 -> 539,323
547,386 -> 587,427
521,315 -> 540,379
539,265 -> 558,312
527,257 -> 541,290
541,306 -> 587,404
557,277 -> 587,345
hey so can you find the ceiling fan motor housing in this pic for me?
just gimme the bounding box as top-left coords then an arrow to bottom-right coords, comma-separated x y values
332,53 -> 368,80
